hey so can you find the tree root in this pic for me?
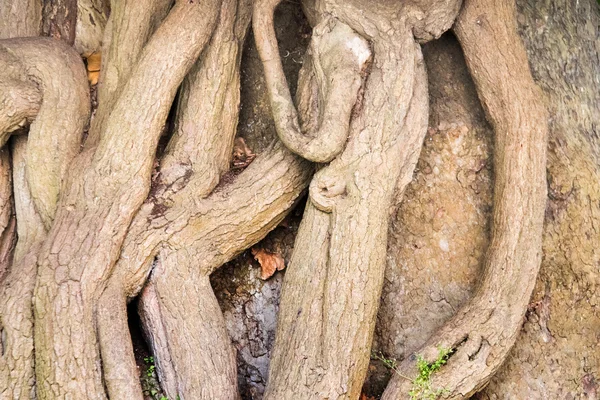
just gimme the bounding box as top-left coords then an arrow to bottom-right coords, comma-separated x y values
253,0 -> 371,163
0,1 -> 548,399
31,2 -> 222,398
260,1 -> 465,397
382,0 -> 548,398
95,1 -> 312,399
0,37 -> 89,399
0,38 -> 89,229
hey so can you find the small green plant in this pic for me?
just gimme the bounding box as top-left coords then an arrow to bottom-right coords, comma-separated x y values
142,356 -> 177,400
371,347 -> 453,400
408,347 -> 452,400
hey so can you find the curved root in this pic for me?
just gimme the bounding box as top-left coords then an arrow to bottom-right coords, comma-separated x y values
253,0 -> 370,163
382,0 -> 548,398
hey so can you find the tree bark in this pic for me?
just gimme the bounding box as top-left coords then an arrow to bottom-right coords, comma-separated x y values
477,0 -> 600,397
259,1 -> 462,398
0,0 -> 597,399
32,2 -> 221,397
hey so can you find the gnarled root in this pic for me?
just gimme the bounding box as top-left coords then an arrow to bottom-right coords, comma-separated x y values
261,0 -> 468,398
381,0 -> 548,398
253,0 -> 371,163
32,2 -> 222,398
0,37 -> 89,399
95,1 -> 313,399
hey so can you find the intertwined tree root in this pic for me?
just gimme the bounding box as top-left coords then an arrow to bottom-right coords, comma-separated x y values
0,0 -> 547,399
383,1 -> 548,398
1,1 -> 310,399
256,0 -> 547,399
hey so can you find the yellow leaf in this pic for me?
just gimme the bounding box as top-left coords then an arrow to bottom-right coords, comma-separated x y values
84,51 -> 101,85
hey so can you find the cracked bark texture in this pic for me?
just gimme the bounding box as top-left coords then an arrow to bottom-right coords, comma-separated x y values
475,0 -> 600,398
257,0 -> 462,398
209,1 -> 596,399
376,1 -> 597,399
218,1 -> 595,398
0,17 -> 89,398
2,0 -> 311,398
32,2 -> 223,398
382,0 -> 548,397
0,0 -> 597,399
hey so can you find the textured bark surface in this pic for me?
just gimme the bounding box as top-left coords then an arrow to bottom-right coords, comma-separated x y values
258,1 -> 463,398
216,1 -> 595,398
0,0 -> 42,39
2,0 -> 312,398
32,2 -> 224,397
0,0 -> 597,399
41,0 -> 78,44
0,149 -> 15,281
477,0 -> 600,398
210,6 -> 312,398
383,0 -> 548,397
73,0 -> 109,55
0,36 -> 89,399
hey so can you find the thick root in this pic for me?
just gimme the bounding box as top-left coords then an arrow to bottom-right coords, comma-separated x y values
253,0 -> 371,162
382,0 -> 548,398
148,259 -> 238,400
32,2 -> 221,398
0,37 -> 89,229
0,37 -> 89,399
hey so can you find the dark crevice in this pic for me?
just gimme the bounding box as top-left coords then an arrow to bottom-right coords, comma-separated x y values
128,297 -> 166,400
0,325 -> 5,357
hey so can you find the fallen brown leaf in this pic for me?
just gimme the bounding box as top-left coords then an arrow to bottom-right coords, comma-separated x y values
232,137 -> 256,169
84,51 -> 101,85
251,248 -> 285,280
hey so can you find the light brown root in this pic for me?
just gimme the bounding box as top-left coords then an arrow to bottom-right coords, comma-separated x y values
0,37 -> 89,229
95,2 -> 314,397
0,248 -> 40,400
0,74 -> 41,141
253,0 -> 371,163
264,6 -> 432,397
381,0 -> 548,398
0,140 -> 47,400
97,285 -> 143,400
97,141 -> 311,399
262,0 -> 476,397
150,254 -> 238,400
0,37 -> 89,398
0,0 -> 42,39
138,281 -> 179,398
87,0 -> 173,148
32,2 -> 222,398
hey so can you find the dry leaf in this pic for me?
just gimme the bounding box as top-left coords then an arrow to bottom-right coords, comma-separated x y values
84,51 -> 101,85
360,394 -> 376,400
251,248 -> 285,280
232,137 -> 256,169
87,71 -> 100,86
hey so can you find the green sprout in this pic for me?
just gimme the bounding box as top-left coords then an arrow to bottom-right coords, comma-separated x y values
371,346 -> 453,400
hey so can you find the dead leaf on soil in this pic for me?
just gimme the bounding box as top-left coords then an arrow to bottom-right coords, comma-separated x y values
251,248 -> 285,280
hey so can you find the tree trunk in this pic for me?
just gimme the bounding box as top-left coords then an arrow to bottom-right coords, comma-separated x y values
0,0 -> 598,399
